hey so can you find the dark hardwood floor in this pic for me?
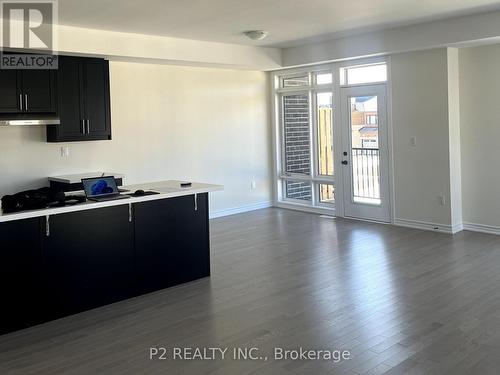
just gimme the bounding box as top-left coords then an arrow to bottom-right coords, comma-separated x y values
1,208 -> 500,374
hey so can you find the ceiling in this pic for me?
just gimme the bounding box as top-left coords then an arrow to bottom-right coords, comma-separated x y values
57,0 -> 500,48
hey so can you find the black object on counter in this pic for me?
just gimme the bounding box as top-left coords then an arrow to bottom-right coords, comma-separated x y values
47,195 -> 86,208
1,187 -> 66,213
180,182 -> 192,188
127,190 -> 160,197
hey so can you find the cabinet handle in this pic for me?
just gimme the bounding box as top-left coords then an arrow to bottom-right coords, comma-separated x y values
81,119 -> 86,134
19,94 -> 23,111
194,193 -> 198,211
45,215 -> 50,237
128,203 -> 133,223
24,94 -> 28,111
86,119 -> 90,134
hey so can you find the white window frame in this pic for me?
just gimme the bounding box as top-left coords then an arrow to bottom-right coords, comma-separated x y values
271,57 -> 392,216
274,64 -> 336,208
366,115 -> 378,125
316,182 -> 336,208
339,61 -> 388,86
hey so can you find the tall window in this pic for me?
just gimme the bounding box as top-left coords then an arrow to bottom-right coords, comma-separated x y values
282,92 -> 313,201
283,94 -> 310,176
317,92 -> 334,177
275,69 -> 335,206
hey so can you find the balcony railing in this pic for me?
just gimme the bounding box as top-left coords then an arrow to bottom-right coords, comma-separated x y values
351,148 -> 380,204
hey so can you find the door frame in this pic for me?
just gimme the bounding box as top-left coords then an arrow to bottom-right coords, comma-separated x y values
338,84 -> 391,222
333,58 -> 394,224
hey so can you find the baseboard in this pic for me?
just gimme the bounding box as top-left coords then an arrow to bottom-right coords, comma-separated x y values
209,201 -> 273,219
462,222 -> 500,235
210,204 -> 500,237
452,223 -> 464,234
275,201 -> 336,216
393,218 -> 458,234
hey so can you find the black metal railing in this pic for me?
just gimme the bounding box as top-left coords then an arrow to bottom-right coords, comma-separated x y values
351,148 -> 380,201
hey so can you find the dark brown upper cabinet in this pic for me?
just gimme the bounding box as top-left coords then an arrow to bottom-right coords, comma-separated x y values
47,56 -> 111,142
0,69 -> 56,114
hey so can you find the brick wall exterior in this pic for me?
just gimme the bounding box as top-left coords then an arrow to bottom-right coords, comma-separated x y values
285,181 -> 312,201
283,94 -> 312,201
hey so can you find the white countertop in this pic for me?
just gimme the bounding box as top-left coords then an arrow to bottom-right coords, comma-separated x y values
0,180 -> 223,223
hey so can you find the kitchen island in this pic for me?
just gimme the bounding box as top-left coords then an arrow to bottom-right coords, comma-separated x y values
0,180 -> 222,335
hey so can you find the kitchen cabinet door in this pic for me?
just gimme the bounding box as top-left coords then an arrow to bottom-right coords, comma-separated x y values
0,218 -> 44,334
134,194 -> 210,294
0,70 -> 22,113
47,56 -> 85,141
172,193 -> 211,283
83,58 -> 111,139
21,69 -> 57,113
44,205 -> 135,318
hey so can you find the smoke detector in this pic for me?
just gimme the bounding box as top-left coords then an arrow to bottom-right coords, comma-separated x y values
243,30 -> 268,41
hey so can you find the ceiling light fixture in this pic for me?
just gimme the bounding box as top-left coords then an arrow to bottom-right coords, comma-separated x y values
243,30 -> 268,41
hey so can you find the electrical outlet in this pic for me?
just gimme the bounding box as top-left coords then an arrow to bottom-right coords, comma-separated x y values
251,181 -> 257,190
439,195 -> 446,206
60,146 -> 70,157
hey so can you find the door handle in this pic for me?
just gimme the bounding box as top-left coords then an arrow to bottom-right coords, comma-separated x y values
45,215 -> 50,237
194,193 -> 198,211
342,160 -> 348,165
86,119 -> 90,134
19,94 -> 23,111
24,94 -> 28,111
81,119 -> 86,134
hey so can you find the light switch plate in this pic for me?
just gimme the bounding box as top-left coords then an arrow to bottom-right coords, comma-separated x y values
439,195 -> 446,206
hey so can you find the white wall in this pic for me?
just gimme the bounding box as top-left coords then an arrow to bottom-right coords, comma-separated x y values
0,62 -> 273,215
459,44 -> 500,228
282,10 -> 500,68
1,21 -> 282,71
391,48 -> 453,226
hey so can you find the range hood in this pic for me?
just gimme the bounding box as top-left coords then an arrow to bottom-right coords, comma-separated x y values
0,115 -> 60,126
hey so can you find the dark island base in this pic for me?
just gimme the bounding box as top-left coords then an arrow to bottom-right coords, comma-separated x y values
0,193 -> 210,335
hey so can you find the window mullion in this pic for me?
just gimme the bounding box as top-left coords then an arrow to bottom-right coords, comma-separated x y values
309,88 -> 316,206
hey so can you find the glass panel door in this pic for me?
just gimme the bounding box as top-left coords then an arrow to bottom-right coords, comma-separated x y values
340,85 -> 390,222
349,95 -> 380,205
